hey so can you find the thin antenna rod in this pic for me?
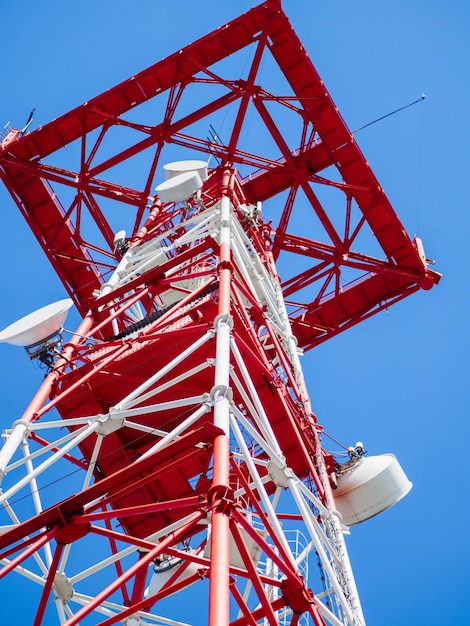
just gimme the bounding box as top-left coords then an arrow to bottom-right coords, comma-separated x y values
21,108 -> 35,134
353,94 -> 426,133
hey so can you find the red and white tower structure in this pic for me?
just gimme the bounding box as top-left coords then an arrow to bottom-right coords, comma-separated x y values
0,2 -> 439,625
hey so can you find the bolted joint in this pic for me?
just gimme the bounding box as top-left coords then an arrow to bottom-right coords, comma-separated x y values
53,572 -> 74,603
210,384 -> 233,403
207,484 -> 235,515
217,259 -> 233,273
267,459 -> 291,488
281,576 -> 314,614
56,520 -> 91,545
95,412 -> 125,436
9,419 -> 31,435
213,313 -> 233,330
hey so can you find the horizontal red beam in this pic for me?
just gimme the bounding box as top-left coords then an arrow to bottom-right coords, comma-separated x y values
291,273 -> 421,350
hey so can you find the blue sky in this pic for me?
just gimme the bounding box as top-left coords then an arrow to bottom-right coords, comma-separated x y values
0,1 -> 468,624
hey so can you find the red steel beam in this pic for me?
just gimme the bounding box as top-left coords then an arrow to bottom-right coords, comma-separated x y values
0,424 -> 217,551
0,1 -> 439,346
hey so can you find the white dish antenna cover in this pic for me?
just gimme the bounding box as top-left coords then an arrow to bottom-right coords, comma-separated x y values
0,298 -> 74,347
334,453 -> 412,526
145,557 -> 200,599
155,170 -> 203,204
163,159 -> 208,182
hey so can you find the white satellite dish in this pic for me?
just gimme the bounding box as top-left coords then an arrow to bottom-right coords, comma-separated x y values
163,160 -> 208,182
0,298 -> 74,348
155,170 -> 203,204
334,453 -> 412,526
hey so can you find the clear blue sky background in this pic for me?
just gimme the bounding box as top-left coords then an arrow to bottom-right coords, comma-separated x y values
0,1 -> 468,624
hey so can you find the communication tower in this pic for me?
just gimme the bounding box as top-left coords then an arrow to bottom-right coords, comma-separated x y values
0,2 -> 439,625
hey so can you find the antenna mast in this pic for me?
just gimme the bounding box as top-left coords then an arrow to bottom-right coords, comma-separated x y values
0,3 -> 439,625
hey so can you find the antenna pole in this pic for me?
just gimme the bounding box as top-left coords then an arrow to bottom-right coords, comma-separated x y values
354,94 -> 426,133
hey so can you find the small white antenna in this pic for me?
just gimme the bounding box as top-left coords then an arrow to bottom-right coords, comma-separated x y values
0,298 -> 74,366
155,162 -> 205,204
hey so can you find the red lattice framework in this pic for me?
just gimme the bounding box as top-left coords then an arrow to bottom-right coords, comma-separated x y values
0,2 -> 439,625
0,1 -> 439,348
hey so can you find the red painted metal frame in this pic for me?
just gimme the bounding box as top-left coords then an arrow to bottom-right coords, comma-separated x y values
0,162 -> 334,622
0,0 -> 439,351
0,1 -> 440,624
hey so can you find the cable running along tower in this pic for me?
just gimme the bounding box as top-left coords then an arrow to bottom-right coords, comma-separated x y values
0,2 -> 439,625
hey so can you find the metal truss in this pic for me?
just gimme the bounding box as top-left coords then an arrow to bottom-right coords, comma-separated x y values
0,1 -> 439,625
2,185 -> 364,624
0,1 -> 439,349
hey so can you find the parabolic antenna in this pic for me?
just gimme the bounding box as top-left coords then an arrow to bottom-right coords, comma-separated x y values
155,168 -> 203,204
0,298 -> 73,347
334,453 -> 412,526
163,160 -> 208,182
